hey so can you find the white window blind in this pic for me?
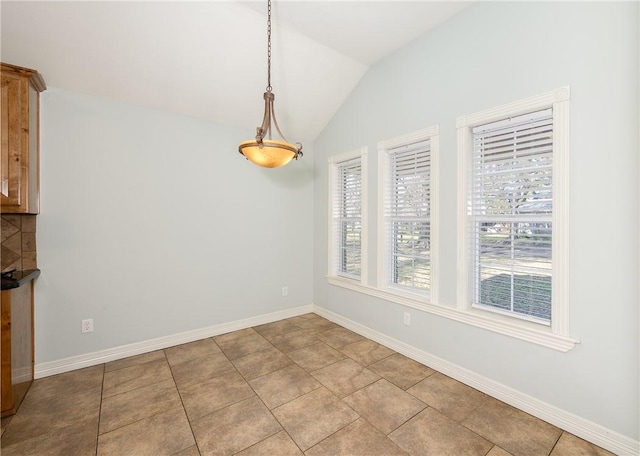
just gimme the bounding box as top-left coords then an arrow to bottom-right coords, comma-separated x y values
386,139 -> 431,292
332,157 -> 362,279
470,108 -> 553,323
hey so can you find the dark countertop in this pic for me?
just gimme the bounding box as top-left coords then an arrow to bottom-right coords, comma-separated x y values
1,269 -> 40,290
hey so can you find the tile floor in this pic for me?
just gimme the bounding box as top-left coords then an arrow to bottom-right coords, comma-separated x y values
0,313 -> 613,456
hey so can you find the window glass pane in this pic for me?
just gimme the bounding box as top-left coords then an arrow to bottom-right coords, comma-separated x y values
472,110 -> 552,323
475,222 -> 552,321
340,220 -> 361,275
387,140 -> 430,293
334,157 -> 362,279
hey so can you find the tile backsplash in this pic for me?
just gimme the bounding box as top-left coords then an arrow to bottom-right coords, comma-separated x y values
1,215 -> 37,272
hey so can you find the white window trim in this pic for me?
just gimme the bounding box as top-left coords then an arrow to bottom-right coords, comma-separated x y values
377,125 -> 439,305
456,86 -> 577,350
327,147 -> 368,285
325,274 -> 578,351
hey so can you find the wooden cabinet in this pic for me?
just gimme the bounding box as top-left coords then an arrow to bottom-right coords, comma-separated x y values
1,63 -> 46,214
1,280 -> 35,417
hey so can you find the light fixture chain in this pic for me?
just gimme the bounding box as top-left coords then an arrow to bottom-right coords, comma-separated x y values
266,0 -> 272,92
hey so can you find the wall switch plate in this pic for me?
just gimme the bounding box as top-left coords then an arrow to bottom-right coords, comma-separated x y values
81,318 -> 94,333
403,312 -> 411,326
282,286 -> 288,297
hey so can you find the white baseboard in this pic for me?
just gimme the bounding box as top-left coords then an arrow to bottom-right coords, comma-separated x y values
34,304 -> 313,379
312,304 -> 639,456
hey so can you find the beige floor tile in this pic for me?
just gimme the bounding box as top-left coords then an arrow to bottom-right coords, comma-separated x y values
0,420 -> 98,456
102,357 -> 173,398
98,406 -> 195,456
232,346 -> 293,380
265,329 -> 322,353
235,430 -> 303,456
463,396 -> 562,456
288,314 -> 339,332
105,350 -> 166,373
306,418 -> 408,456
1,416 -> 13,437
286,313 -> 323,325
253,319 -> 303,338
249,363 -> 321,409
299,320 -> 341,333
1,318 -> 611,456
272,387 -> 359,451
172,446 -> 201,456
343,379 -> 426,434
213,327 -> 257,344
550,432 -> 615,456
164,338 -> 221,366
179,370 -> 255,421
390,407 -> 493,456
288,342 -> 346,372
314,326 -> 365,349
1,386 -> 101,445
25,365 -> 104,402
216,331 -> 273,360
310,358 -> 380,398
288,313 -> 317,320
191,396 -> 281,455
487,446 -> 513,456
369,353 -> 435,390
170,352 -> 235,388
99,378 -> 182,434
408,372 -> 486,422
340,339 -> 395,366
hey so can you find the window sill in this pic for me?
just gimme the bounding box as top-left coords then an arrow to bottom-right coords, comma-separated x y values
326,275 -> 579,352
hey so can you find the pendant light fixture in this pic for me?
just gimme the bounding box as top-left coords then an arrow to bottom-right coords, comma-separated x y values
238,0 -> 303,168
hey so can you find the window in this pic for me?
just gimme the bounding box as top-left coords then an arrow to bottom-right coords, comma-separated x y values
458,87 -> 570,336
379,126 -> 439,299
328,148 -> 367,282
325,89 -> 574,350
471,109 -> 553,323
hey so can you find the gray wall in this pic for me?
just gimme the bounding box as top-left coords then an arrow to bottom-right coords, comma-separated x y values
313,1 -> 638,441
36,88 -> 314,362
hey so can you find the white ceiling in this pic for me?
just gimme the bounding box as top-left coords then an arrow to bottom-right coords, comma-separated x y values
1,1 -> 472,142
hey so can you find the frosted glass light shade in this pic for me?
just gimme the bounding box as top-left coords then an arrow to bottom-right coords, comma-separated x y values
239,139 -> 298,168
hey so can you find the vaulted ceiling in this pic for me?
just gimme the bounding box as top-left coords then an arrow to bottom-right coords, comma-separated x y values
1,1 -> 472,142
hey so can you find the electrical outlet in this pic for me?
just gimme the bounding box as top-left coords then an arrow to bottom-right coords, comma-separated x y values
81,318 -> 94,333
403,312 -> 411,326
282,286 -> 288,297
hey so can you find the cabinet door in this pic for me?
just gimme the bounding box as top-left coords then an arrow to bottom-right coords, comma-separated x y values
1,290 -> 14,414
1,284 -> 34,417
1,71 -> 25,208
